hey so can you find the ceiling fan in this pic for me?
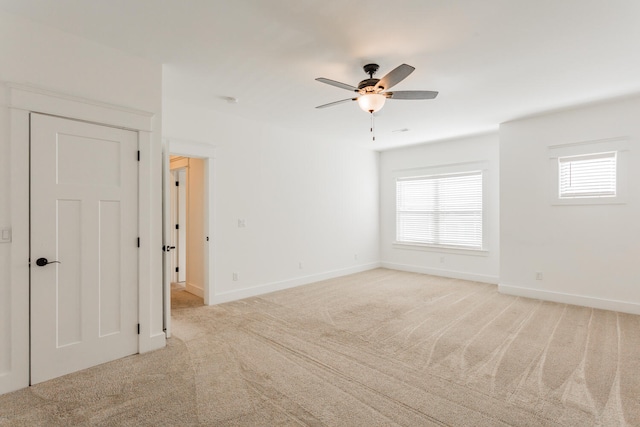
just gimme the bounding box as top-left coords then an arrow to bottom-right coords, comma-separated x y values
315,63 -> 438,114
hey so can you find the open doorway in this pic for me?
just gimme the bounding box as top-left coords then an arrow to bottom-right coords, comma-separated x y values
169,155 -> 205,310
163,139 -> 215,337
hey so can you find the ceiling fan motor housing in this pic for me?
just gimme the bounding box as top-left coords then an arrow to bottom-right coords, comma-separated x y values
358,78 -> 381,92
359,63 -> 383,93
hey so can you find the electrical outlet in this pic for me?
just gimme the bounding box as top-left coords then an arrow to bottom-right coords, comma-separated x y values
535,272 -> 543,280
237,219 -> 246,228
298,262 -> 303,269
440,256 -> 445,264
0,227 -> 11,243
232,272 -> 239,281
354,254 -> 358,260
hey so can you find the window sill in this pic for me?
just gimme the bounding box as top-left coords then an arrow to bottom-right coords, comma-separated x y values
551,196 -> 626,206
393,242 -> 489,257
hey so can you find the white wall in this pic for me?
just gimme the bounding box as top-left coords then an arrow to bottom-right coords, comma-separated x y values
163,101 -> 380,303
0,10 -> 164,394
379,133 -> 500,283
500,96 -> 640,314
0,85 -> 9,384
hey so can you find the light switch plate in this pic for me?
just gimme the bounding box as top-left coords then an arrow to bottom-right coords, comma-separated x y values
1,228 -> 12,243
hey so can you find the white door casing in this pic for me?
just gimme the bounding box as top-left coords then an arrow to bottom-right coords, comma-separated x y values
30,113 -> 139,384
165,139 -> 215,307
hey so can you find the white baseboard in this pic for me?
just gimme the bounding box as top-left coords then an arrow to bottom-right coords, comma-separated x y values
209,262 -> 382,305
381,262 -> 499,284
185,282 -> 204,298
499,283 -> 640,315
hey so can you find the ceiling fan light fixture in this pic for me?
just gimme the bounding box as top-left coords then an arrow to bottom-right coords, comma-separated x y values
357,93 -> 386,113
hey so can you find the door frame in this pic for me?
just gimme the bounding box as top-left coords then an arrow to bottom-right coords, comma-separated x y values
4,83 -> 163,393
162,138 -> 215,335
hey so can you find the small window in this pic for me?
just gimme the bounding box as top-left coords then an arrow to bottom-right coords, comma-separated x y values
396,171 -> 482,250
558,152 -> 616,199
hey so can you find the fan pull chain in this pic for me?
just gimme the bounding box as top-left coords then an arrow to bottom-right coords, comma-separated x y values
370,112 -> 376,142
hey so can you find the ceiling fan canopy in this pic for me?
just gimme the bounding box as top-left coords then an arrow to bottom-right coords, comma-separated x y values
315,63 -> 438,113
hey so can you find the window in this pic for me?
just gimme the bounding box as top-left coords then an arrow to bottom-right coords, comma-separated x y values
396,171 -> 482,250
558,152 -> 616,199
549,138 -> 627,206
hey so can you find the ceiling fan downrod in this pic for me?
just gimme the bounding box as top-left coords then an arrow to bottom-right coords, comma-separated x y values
363,63 -> 379,79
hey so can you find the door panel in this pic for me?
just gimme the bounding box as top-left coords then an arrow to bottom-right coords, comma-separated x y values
177,169 -> 187,282
30,113 -> 138,384
56,199 -> 82,347
170,169 -> 178,283
99,200 -> 123,337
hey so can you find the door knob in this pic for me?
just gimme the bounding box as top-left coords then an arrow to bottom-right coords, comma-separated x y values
35,257 -> 61,267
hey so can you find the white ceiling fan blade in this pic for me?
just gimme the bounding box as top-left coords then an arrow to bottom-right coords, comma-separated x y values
386,90 -> 438,100
315,98 -> 357,109
375,64 -> 415,91
315,78 -> 358,92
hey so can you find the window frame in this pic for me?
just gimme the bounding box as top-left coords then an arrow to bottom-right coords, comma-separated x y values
394,166 -> 487,254
548,137 -> 628,206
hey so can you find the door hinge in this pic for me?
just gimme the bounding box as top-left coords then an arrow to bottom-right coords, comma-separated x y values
137,150 -> 140,161
175,224 -> 179,230
175,267 -> 179,273
175,181 -> 179,187
137,323 -> 140,335
137,237 -> 140,248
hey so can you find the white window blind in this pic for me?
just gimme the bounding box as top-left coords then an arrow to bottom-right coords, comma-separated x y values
558,152 -> 616,198
396,171 -> 482,250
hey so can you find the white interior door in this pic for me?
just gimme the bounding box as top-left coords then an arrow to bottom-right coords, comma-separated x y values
30,113 -> 139,385
169,169 -> 178,283
177,168 -> 187,283
162,145 -> 171,337
169,168 -> 187,284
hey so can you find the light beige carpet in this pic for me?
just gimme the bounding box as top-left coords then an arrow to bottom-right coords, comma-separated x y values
1,268 -> 639,426
171,286 -> 204,310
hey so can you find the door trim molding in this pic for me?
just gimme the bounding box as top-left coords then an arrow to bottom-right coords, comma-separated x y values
3,108 -> 30,394
163,138 -> 216,334
7,83 -> 153,131
3,83 -> 162,394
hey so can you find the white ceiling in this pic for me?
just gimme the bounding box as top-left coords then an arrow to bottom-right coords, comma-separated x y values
2,0 -> 640,150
